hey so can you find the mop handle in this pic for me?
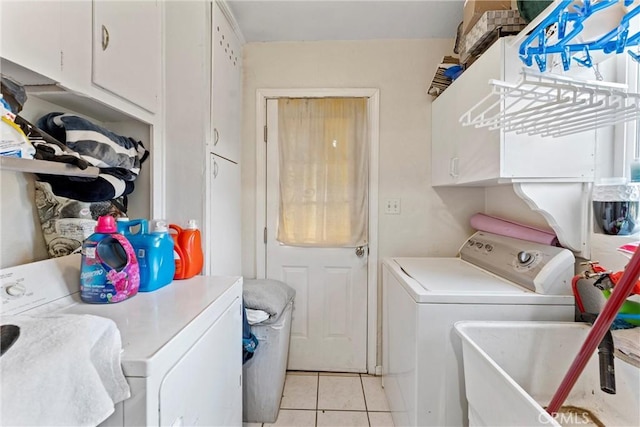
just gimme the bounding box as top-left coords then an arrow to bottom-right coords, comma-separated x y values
547,247 -> 640,414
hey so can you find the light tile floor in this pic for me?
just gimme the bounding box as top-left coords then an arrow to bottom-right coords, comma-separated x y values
244,371 -> 394,427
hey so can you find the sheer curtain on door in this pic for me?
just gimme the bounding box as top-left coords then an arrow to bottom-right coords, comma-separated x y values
277,98 -> 368,247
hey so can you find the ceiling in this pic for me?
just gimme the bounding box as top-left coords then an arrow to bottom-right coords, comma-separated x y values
225,0 -> 465,42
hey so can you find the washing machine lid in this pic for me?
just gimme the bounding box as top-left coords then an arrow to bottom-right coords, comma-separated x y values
57,275 -> 241,378
388,257 -> 573,305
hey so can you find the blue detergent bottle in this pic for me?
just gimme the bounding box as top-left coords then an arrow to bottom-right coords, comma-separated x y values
150,220 -> 176,289
80,216 -> 140,303
118,218 -> 175,292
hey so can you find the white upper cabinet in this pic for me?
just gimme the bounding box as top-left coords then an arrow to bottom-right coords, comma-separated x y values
92,0 -> 161,113
1,1 -> 159,120
210,2 -> 242,163
1,1 -> 62,81
431,37 -> 599,187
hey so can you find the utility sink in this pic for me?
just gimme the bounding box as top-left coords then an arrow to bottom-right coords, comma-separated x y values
455,321 -> 640,426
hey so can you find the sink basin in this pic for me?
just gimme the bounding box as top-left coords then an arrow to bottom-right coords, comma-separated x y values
455,321 -> 640,426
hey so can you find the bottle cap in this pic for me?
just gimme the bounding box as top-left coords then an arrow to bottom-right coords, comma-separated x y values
187,219 -> 198,229
95,215 -> 117,233
154,220 -> 168,233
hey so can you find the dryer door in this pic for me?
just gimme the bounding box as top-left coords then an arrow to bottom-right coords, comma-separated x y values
159,297 -> 242,426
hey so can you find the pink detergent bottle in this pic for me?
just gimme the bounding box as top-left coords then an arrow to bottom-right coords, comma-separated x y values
80,215 -> 140,303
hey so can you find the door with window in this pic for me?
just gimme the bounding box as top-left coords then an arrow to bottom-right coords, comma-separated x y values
265,98 -> 369,372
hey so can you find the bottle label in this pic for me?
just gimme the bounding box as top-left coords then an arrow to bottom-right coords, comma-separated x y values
84,247 -> 97,259
80,234 -> 140,303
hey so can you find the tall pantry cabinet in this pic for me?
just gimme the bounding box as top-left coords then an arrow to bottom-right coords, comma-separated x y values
164,1 -> 242,277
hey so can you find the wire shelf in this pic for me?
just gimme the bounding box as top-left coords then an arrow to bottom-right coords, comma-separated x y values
459,69 -> 640,137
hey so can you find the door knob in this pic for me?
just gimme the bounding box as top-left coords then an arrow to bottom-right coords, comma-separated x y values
355,246 -> 366,257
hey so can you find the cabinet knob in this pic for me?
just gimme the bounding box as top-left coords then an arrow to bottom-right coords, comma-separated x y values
101,25 -> 110,51
213,159 -> 219,178
213,128 -> 219,146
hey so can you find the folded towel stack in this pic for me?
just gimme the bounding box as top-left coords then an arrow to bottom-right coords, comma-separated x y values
243,279 -> 296,325
0,313 -> 130,426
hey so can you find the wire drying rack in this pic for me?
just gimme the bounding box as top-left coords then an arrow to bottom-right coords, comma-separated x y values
459,69 -> 640,137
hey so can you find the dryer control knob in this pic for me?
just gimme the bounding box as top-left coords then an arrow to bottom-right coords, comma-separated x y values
5,283 -> 26,297
517,251 -> 532,265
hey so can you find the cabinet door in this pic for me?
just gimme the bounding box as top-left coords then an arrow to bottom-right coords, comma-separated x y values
92,0 -> 160,112
159,296 -> 242,427
209,153 -> 241,276
430,39 -> 502,186
431,93 -> 458,186
211,3 -> 242,162
1,0 -> 62,81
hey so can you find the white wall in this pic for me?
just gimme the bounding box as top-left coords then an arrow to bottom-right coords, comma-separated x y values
0,170 -> 47,267
484,186 -> 552,231
240,39 -> 487,279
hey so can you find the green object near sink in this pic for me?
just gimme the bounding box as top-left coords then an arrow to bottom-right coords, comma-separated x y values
602,289 -> 640,326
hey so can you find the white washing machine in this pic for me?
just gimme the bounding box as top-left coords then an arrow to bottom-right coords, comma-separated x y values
1,254 -> 243,426
382,231 -> 576,427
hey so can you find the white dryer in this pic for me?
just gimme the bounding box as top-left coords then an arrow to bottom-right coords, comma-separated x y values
382,231 -> 576,427
1,254 -> 243,426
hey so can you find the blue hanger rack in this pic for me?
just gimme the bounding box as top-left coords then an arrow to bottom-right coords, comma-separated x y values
519,0 -> 640,72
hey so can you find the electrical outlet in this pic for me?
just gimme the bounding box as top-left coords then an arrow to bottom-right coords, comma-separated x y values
385,198 -> 401,214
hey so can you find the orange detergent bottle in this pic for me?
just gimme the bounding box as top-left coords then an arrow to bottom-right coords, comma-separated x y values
169,220 -> 204,279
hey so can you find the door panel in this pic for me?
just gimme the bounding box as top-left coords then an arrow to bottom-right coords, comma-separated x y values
325,267 -> 351,336
211,2 -> 242,162
265,99 -> 368,372
159,297 -> 241,426
280,266 -> 309,337
92,0 -> 160,112
208,153 -> 241,276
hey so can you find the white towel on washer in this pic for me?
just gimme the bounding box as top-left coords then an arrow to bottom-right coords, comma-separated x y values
0,313 -> 130,426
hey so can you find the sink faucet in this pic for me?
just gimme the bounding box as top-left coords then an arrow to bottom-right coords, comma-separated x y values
578,312 -> 616,394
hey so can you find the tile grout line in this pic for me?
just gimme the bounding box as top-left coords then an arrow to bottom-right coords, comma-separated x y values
275,371 -> 394,427
315,371 -> 319,427
359,374 -> 372,427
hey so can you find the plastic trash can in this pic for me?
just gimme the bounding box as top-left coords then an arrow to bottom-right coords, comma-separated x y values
242,300 -> 293,423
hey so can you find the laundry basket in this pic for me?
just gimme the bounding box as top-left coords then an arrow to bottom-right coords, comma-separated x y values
242,280 -> 295,423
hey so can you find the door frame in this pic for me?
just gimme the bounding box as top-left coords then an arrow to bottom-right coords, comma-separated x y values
255,88 -> 380,374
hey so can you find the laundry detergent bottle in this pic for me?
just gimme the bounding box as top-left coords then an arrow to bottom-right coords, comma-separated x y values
149,220 -> 176,290
169,219 -> 203,279
168,224 -> 186,280
118,218 -> 176,292
80,216 -> 140,303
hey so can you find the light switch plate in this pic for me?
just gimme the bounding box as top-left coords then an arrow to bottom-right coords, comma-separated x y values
385,198 -> 401,214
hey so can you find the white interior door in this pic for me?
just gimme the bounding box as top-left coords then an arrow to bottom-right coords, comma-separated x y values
265,98 -> 369,372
